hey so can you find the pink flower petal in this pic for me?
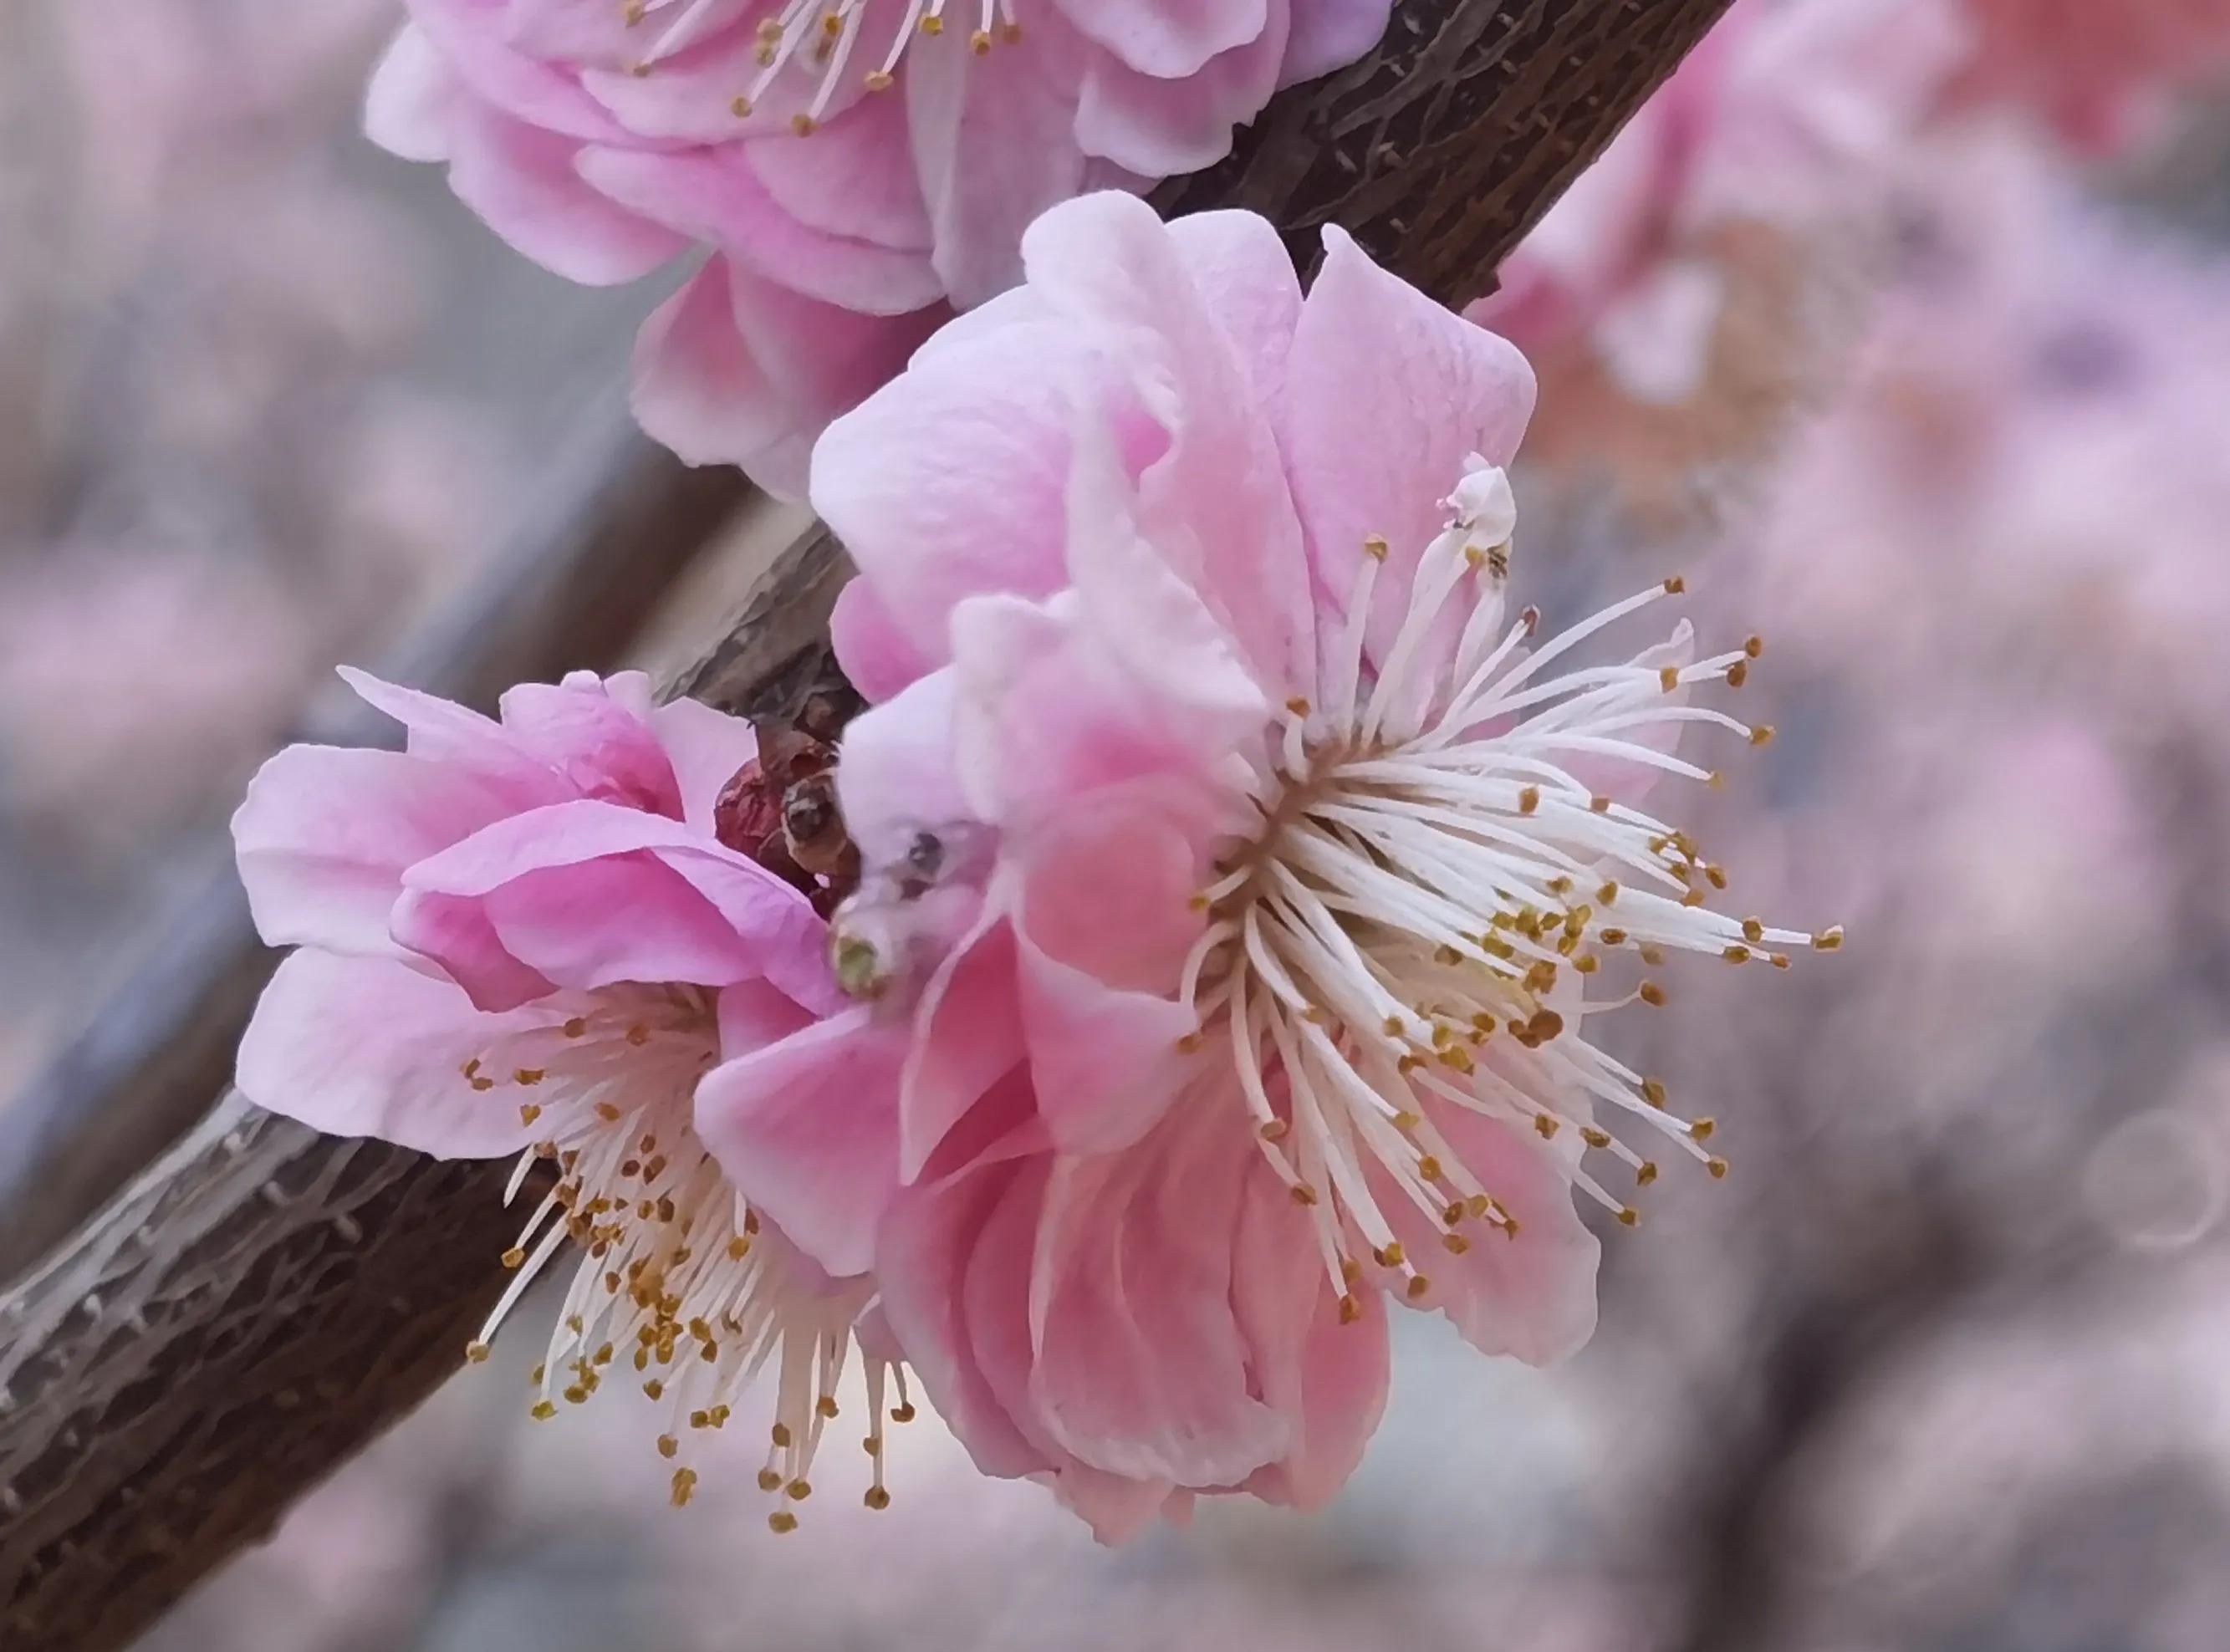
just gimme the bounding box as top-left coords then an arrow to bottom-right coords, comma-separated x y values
876,1155 -> 1058,1480
1375,1104 -> 1600,1365
396,798 -> 826,1007
697,1000 -> 900,1277
813,314 -> 1100,674
1023,191 -> 1316,696
905,10 -> 1093,308
1011,798 -> 1207,1153
1026,1103 -> 1291,1486
900,913 -> 1025,1179
646,696 -> 760,834
365,24 -> 460,163
237,951 -> 552,1158
1052,0 -> 1268,79
630,257 -> 942,499
1074,13 -> 1287,177
579,145 -> 941,312
1232,1160 -> 1391,1508
233,744 -> 518,958
495,670 -> 684,816
445,99 -> 689,284
1280,224 -> 1537,674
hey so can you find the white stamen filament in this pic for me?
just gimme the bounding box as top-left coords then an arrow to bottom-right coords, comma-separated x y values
462,985 -> 901,1527
620,0 -> 1028,117
1181,456 -> 1830,1315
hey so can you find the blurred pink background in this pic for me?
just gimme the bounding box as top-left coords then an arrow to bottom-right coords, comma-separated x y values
8,3 -> 2230,1649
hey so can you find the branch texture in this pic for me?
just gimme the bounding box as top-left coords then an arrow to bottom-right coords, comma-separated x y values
0,4 -> 1732,1645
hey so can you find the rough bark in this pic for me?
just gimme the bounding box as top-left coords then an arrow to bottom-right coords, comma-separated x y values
0,3 -> 1732,1645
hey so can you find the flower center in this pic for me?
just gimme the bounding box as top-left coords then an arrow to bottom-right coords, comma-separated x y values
464,986 -> 908,1526
619,0 -> 1025,129
1176,460 -> 1838,1317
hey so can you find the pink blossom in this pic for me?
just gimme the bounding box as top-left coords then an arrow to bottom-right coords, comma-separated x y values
706,193 -> 1832,1538
1467,0 -> 1957,499
231,668 -> 896,1517
1946,0 -> 2230,153
366,0 -> 1394,497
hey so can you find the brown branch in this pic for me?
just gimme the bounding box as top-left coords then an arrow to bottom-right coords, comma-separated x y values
0,4 -> 1732,1645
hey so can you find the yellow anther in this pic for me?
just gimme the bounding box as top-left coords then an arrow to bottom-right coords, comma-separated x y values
786,1480 -> 813,1502
1373,1242 -> 1406,1268
1338,1294 -> 1363,1324
1175,1031 -> 1205,1054
768,1510 -> 798,1533
817,1395 -> 840,1420
530,1400 -> 558,1421
658,1435 -> 680,1459
1580,1126 -> 1612,1150
1689,1116 -> 1717,1141
758,1468 -> 784,1491
1534,1115 -> 1561,1140
1707,1157 -> 1730,1180
791,113 -> 817,135
865,1486 -> 893,1510
1616,1207 -> 1641,1228
863,69 -> 893,91
1363,533 -> 1390,561
1744,635 -> 1765,658
1813,926 -> 1845,951
1591,793 -> 1613,813
1750,724 -> 1776,747
1258,1119 -> 1291,1143
501,1247 -> 527,1269
465,1340 -> 491,1364
1416,1155 -> 1443,1181
1291,1184 -> 1319,1208
1636,1161 -> 1660,1187
1442,1232 -> 1472,1256
1660,665 -> 1681,692
1518,785 -> 1540,815
1662,574 -> 1687,594
771,1423 -> 793,1448
1723,945 -> 1752,964
1285,696 -> 1312,716
1641,1078 -> 1669,1108
1405,1274 -> 1431,1301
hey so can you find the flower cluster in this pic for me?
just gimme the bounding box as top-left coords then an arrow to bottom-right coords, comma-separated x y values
232,193 -> 1829,1541
367,0 -> 1392,496
1943,0 -> 2230,152
1469,0 -> 1960,509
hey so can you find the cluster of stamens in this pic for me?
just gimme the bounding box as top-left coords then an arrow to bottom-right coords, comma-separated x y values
1175,461 -> 1839,1320
460,985 -> 907,1528
615,1 -> 1023,132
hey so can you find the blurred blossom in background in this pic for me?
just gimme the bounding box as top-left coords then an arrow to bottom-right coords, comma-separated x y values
8,1 -> 2230,1649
